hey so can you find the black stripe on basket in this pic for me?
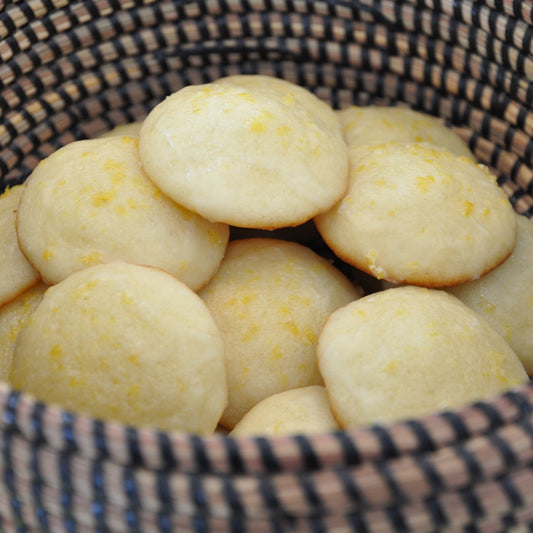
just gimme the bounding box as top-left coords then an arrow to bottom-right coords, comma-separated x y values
424,496 -> 449,528
440,411 -> 472,442
255,436 -> 282,473
293,435 -> 321,471
222,435 -> 246,474
123,466 -> 140,510
375,459 -> 408,506
257,472 -> 295,525
157,431 -> 179,470
453,443 -> 483,484
405,420 -> 437,454
370,425 -> 399,458
458,487 -> 485,521
333,429 -> 362,466
1,431 -> 25,530
334,465 -> 367,508
413,454 -> 445,493
126,426 -> 144,467
189,434 -> 212,473
61,411 -> 78,453
92,419 -> 110,460
189,474 -> 210,515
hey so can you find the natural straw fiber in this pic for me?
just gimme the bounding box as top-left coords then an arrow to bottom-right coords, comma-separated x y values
1,0 -> 533,531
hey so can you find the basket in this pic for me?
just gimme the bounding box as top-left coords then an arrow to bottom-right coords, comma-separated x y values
1,0 -> 533,531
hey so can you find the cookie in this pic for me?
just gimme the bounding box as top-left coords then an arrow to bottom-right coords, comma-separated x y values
98,121 -> 143,138
10,262 -> 227,433
0,185 -> 41,306
317,286 -> 528,428
139,75 -> 349,229
448,214 -> 533,374
199,238 -> 361,428
0,282 -> 47,381
314,142 -> 517,287
230,386 -> 339,437
16,136 -> 229,289
338,105 -> 475,159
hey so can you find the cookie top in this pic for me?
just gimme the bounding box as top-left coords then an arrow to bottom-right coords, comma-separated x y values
98,121 -> 142,138
317,286 -> 528,428
338,105 -> 475,159
448,214 -> 533,374
0,185 -> 41,306
199,238 -> 361,428
139,75 -> 349,229
16,136 -> 229,289
0,282 -> 47,381
10,262 -> 227,433
314,142 -> 517,287
230,386 -> 339,437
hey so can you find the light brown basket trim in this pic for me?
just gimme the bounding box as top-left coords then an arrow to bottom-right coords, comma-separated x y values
415,0 -> 533,56
3,441 -> 533,533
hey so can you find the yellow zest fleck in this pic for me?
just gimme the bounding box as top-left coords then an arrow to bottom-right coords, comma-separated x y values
483,207 -> 491,217
242,324 -> 259,343
237,91 -> 255,103
416,175 -> 435,192
277,126 -> 291,136
50,344 -> 62,361
92,190 -> 115,207
302,327 -> 316,345
43,249 -> 54,261
283,92 -> 296,105
463,200 -> 474,216
284,322 -> 299,336
80,251 -> 103,266
103,159 -> 127,182
270,345 -> 283,362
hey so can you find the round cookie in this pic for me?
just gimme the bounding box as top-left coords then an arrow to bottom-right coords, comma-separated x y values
230,386 -> 339,437
0,185 -> 41,306
16,136 -> 229,289
448,214 -> 533,374
317,286 -> 528,428
314,142 -> 517,287
338,105 -> 475,159
10,262 -> 227,433
0,282 -> 47,381
98,121 -> 143,138
139,76 -> 349,229
199,238 -> 362,429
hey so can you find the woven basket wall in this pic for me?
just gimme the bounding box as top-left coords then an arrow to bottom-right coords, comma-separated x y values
1,0 -> 533,531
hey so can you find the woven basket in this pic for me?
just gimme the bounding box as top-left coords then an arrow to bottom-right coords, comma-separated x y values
2,0 -> 533,531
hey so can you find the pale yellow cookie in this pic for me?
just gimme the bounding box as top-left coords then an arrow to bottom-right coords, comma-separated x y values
338,105 -> 475,159
0,282 -> 47,381
448,214 -> 533,374
0,185 -> 41,306
199,238 -> 361,429
16,136 -> 229,289
314,143 -> 516,287
230,386 -> 339,437
98,122 -> 143,138
139,76 -> 349,229
318,286 -> 528,428
10,262 -> 227,433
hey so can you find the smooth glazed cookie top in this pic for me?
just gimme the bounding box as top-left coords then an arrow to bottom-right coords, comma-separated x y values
0,185 -> 41,306
139,76 -> 349,229
317,286 -> 528,428
10,262 -> 227,433
315,142 -> 517,287
16,136 -> 229,289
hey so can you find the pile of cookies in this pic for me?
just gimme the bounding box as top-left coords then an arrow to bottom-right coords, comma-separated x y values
1,75 -> 531,436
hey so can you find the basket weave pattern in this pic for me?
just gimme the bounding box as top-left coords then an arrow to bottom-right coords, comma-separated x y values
1,0 -> 533,531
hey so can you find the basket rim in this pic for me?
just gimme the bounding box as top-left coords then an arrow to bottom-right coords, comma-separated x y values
1,377 -> 532,473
